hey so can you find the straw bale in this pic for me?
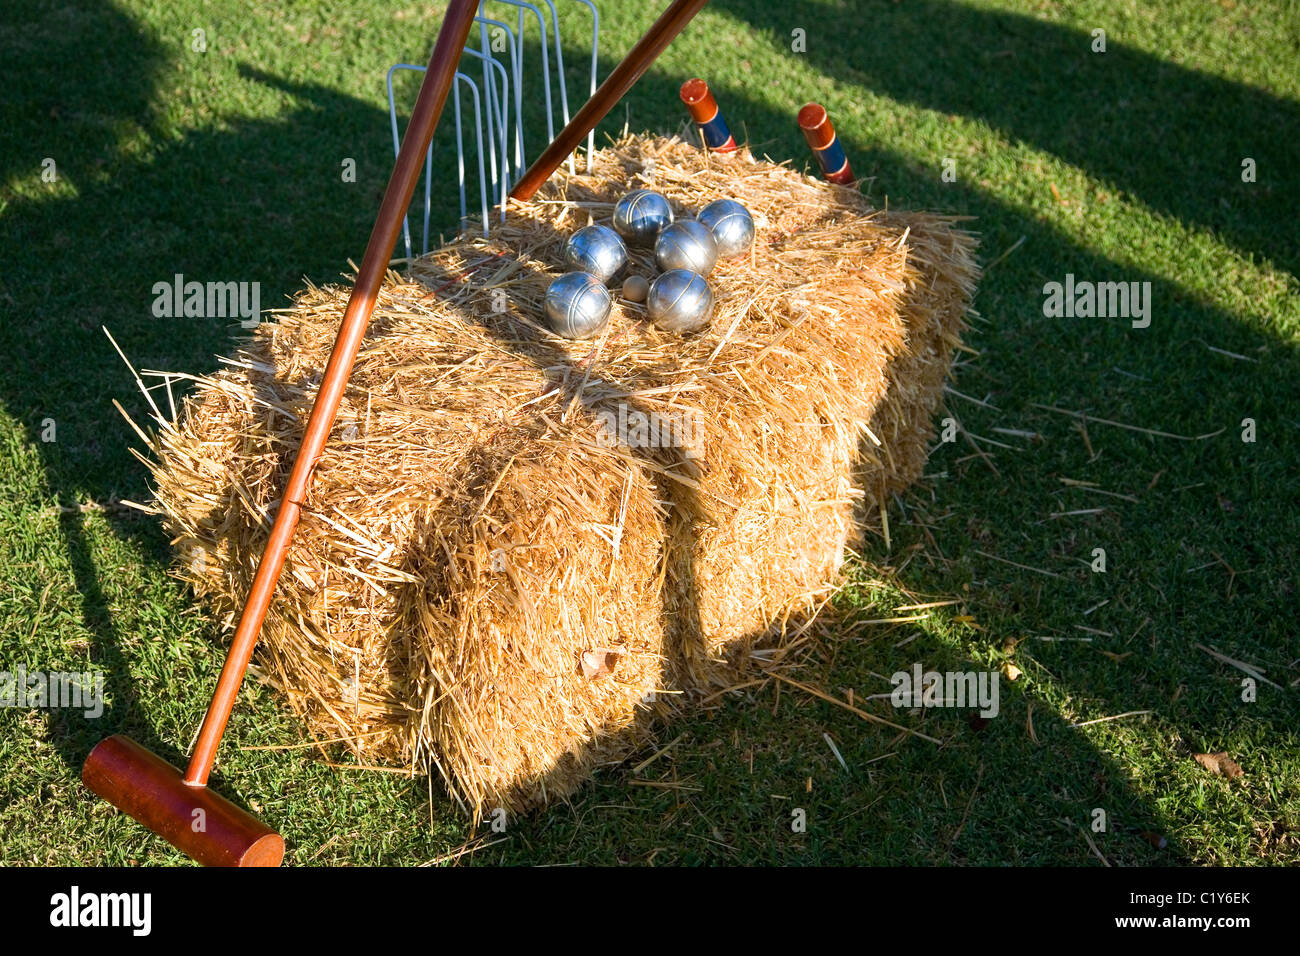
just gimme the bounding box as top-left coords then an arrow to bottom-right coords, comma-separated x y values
138,135 -> 978,815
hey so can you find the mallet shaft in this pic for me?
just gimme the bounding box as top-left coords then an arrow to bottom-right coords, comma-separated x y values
183,0 -> 481,788
510,0 -> 709,201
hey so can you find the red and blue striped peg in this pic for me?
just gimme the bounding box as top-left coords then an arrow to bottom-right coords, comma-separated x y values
680,78 -> 738,152
798,103 -> 855,185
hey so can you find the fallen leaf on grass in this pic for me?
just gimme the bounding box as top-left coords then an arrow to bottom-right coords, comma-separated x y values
1193,752 -> 1244,779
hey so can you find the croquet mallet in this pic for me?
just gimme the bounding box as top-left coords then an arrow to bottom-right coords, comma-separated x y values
82,0 -> 709,866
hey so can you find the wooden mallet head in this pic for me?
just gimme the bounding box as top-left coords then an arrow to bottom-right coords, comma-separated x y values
83,735 -> 284,866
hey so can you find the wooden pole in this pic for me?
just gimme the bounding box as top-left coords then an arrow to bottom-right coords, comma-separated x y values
182,0 -> 481,787
510,0 -> 709,201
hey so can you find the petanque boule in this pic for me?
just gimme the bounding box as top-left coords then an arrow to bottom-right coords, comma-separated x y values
563,224 -> 628,284
544,272 -> 613,339
654,220 -> 718,275
697,198 -> 755,258
621,274 -> 650,303
647,268 -> 715,333
613,189 -> 675,246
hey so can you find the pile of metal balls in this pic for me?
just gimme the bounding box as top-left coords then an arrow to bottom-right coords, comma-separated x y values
543,190 -> 755,340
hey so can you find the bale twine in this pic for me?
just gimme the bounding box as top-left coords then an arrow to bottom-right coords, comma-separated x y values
137,134 -> 979,816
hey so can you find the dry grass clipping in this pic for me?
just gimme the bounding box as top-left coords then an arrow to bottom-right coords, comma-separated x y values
133,134 -> 979,817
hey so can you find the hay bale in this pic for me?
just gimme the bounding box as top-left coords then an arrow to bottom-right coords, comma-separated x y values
139,134 -> 978,816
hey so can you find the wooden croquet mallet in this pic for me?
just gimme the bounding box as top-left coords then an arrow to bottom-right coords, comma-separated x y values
81,0 -> 481,867
82,0 -> 709,866
511,0 -> 710,200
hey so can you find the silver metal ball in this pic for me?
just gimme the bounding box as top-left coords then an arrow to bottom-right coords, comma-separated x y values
562,224 -> 627,284
654,220 -> 718,276
544,272 -> 612,339
647,269 -> 714,334
697,199 -> 755,258
613,189 -> 674,246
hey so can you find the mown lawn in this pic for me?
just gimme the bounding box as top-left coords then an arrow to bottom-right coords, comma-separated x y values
1,0 -> 1297,865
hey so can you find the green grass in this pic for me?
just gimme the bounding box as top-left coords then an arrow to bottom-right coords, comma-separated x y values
2,0 -> 1298,865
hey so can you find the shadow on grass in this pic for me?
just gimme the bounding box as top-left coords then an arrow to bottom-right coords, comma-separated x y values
715,0 -> 1299,279
3,0 -> 1296,864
